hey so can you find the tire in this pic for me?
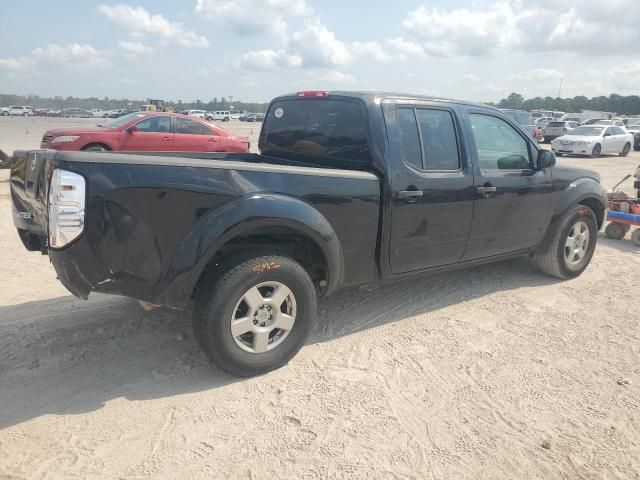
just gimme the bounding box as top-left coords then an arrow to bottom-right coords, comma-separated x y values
631,229 -> 640,247
620,143 -> 631,157
2,111 -> 8,116
193,254 -> 317,377
532,204 -> 598,279
82,143 -> 109,152
223,117 -> 230,122
605,222 -> 626,240
591,144 -> 602,158
23,113 -> 28,117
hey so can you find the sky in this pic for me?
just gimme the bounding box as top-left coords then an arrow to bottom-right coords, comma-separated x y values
1,0 -> 639,103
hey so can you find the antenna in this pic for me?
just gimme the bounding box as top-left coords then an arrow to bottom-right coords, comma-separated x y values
558,76 -> 563,98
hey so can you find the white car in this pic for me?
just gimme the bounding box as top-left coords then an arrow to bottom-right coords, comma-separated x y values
206,111 -> 231,122
184,109 -> 207,119
551,125 -> 633,157
89,109 -> 104,118
591,119 -> 626,127
2,105 -> 32,116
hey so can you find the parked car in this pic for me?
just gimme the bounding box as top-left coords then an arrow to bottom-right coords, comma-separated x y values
246,113 -> 265,122
12,91 -> 607,376
61,108 -> 93,118
627,124 -> 640,151
581,118 -> 607,125
103,109 -> 128,118
3,105 -> 32,116
543,121 -> 580,142
89,109 -> 104,118
500,109 -> 536,139
184,109 -> 207,119
33,109 -> 49,117
535,116 -> 554,128
206,111 -> 231,122
591,119 -> 626,127
551,125 -> 633,157
46,109 -> 63,118
39,112 -> 250,153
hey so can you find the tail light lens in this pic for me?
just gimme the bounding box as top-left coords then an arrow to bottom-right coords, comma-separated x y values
48,169 -> 85,248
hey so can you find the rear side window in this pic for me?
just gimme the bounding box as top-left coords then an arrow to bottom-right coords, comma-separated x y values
261,99 -> 371,165
175,117 -> 212,135
396,107 -> 460,171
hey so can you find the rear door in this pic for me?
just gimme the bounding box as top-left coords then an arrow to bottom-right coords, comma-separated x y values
384,100 -> 475,273
120,115 -> 173,151
602,127 -> 617,153
459,107 -> 552,260
173,117 -> 225,151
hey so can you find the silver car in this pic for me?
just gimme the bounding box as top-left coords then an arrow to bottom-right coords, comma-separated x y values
543,121 -> 579,142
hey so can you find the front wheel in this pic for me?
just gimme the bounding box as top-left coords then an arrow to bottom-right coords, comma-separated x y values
532,204 -> 598,279
193,254 -> 317,377
591,144 -> 602,158
620,143 -> 631,157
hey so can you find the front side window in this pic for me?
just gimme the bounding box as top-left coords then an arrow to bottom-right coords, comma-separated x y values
135,116 -> 171,133
469,114 -> 531,170
175,117 -> 212,135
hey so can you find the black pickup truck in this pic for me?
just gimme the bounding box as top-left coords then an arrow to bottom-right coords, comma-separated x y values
11,91 -> 607,376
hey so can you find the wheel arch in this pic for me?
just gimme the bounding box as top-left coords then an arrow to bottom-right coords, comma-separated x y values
154,193 -> 344,307
81,142 -> 113,151
537,179 -> 607,253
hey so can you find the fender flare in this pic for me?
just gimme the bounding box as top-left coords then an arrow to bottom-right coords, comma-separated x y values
154,193 -> 344,306
537,177 -> 607,252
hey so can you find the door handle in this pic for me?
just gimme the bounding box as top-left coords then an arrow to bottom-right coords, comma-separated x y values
162,136 -> 171,141
208,137 -> 218,142
476,186 -> 497,197
397,190 -> 423,202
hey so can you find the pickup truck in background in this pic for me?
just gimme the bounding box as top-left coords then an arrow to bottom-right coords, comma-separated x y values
10,91 -> 607,376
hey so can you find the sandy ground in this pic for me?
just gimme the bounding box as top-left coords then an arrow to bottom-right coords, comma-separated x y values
0,117 -> 639,479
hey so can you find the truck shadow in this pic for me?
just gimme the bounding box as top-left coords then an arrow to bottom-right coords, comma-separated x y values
0,257 -> 558,429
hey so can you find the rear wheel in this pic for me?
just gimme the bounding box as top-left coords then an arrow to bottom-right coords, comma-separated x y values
532,205 -> 598,279
620,143 -> 631,157
591,144 -> 602,158
631,229 -> 640,246
193,254 -> 316,377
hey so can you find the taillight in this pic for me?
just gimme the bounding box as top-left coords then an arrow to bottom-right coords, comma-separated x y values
296,91 -> 329,97
48,169 -> 85,248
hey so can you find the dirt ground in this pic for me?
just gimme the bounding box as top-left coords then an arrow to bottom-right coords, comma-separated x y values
0,116 -> 639,479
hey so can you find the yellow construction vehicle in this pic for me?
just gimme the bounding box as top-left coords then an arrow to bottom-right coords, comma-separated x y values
141,99 -> 174,113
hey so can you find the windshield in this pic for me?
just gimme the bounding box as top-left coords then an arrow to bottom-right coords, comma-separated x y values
261,98 -> 371,167
102,112 -> 146,128
567,126 -> 604,136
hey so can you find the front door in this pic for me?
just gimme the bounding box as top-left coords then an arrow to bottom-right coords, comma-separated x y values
460,108 -> 552,260
385,101 -> 475,274
120,115 -> 173,151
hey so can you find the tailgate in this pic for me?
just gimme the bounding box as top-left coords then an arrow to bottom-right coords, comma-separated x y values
10,149 -> 54,251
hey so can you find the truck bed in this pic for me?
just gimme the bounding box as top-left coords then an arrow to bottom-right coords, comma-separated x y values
11,149 -> 381,307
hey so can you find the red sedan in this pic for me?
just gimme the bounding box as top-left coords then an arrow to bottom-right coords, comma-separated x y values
40,112 -> 250,153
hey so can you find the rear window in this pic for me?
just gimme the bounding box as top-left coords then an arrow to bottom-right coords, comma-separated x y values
260,98 -> 371,167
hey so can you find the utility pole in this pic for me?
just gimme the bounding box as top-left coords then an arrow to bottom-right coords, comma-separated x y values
558,76 -> 563,98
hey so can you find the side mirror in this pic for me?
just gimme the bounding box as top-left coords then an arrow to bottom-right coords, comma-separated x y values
536,149 -> 556,170
127,125 -> 138,133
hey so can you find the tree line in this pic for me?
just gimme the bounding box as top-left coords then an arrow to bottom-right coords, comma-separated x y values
0,94 -> 270,113
492,92 -> 640,115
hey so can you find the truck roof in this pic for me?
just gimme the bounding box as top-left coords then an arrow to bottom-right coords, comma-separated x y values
274,90 -> 497,112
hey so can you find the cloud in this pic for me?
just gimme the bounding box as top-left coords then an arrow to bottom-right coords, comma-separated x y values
0,57 -> 30,71
239,20 -> 349,71
401,1 -> 640,57
511,69 -> 562,82
31,43 -> 111,68
351,42 -> 391,62
238,49 -> 301,70
195,0 -> 311,36
118,41 -> 154,59
462,73 -> 479,82
98,4 -> 209,48
386,37 -> 425,59
314,70 -> 356,85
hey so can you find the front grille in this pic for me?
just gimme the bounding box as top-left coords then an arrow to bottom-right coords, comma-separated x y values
42,135 -> 53,143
